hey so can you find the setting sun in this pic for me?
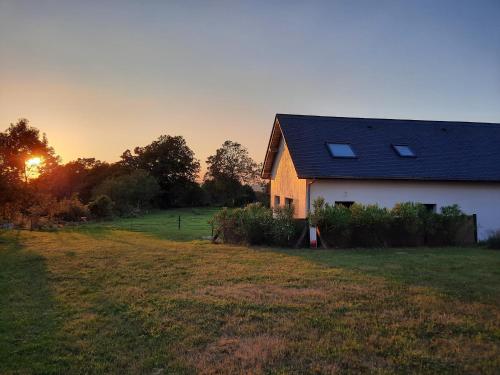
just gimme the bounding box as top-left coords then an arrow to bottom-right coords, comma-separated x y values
26,157 -> 42,167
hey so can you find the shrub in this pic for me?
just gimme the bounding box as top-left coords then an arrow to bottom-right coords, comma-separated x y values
55,195 -> 89,222
271,205 -> 298,247
26,193 -> 58,220
439,204 -> 466,245
390,202 -> 428,246
88,195 -> 114,219
310,200 -> 390,247
211,203 -> 298,246
310,198 -> 471,248
350,204 -> 391,247
240,203 -> 273,245
214,199 -> 472,248
486,230 -> 500,249
212,203 -> 273,245
423,205 -> 466,245
309,198 -> 351,247
211,207 -> 244,243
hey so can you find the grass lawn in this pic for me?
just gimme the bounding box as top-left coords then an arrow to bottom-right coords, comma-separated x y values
74,207 -> 220,241
1,208 -> 499,374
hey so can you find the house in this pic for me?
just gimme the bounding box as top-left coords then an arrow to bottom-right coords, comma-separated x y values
262,114 -> 500,241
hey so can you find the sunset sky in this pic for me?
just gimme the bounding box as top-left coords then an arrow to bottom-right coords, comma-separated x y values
1,0 -> 499,172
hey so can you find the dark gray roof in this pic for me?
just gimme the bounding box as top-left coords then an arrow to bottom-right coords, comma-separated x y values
262,114 -> 500,182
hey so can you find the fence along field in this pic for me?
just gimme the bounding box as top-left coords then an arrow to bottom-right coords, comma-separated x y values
76,207 -> 219,241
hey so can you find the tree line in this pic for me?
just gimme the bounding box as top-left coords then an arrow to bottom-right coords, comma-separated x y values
0,119 -> 268,226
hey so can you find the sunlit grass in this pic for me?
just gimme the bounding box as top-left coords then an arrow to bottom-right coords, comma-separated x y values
0,210 -> 499,373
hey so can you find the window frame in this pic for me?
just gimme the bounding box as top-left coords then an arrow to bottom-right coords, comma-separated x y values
326,142 -> 357,159
274,195 -> 281,207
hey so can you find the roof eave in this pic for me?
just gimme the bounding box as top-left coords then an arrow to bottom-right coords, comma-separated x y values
261,115 -> 282,179
297,175 -> 500,183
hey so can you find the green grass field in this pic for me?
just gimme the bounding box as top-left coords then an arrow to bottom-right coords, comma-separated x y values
74,207 -> 220,241
1,208 -> 499,374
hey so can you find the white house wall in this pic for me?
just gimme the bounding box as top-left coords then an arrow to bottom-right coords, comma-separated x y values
270,138 -> 307,218
310,179 -> 500,240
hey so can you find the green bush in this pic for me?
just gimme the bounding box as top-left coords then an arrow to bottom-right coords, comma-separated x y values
390,202 -> 428,246
211,204 -> 272,245
350,204 -> 391,247
211,203 -> 298,246
213,199 -> 471,248
211,207 -> 244,243
54,196 -> 89,222
88,195 -> 114,219
486,230 -> 500,249
310,201 -> 390,247
271,205 -> 298,247
310,198 -> 470,248
241,203 -> 273,245
440,204 -> 466,245
422,205 -> 466,245
309,198 -> 351,247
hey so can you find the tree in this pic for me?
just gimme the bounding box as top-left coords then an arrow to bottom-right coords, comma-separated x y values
203,141 -> 260,207
120,135 -> 200,206
0,119 -> 59,184
93,170 -> 160,215
0,119 -> 59,220
36,158 -> 119,203
205,140 -> 259,184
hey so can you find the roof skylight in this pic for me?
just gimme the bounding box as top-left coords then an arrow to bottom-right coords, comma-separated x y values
327,143 -> 356,158
393,144 -> 416,157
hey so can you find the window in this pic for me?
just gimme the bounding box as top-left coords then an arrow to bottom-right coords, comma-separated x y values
335,201 -> 354,208
392,144 -> 416,157
285,197 -> 293,208
274,195 -> 281,207
423,204 -> 436,213
327,143 -> 356,158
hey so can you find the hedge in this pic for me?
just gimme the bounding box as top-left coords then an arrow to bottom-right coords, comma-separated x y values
211,203 -> 302,246
212,200 -> 475,248
310,198 -> 474,248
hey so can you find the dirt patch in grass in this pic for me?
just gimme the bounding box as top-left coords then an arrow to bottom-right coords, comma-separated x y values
192,335 -> 287,375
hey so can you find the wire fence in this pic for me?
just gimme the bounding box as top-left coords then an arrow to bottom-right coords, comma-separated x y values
98,209 -> 219,241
